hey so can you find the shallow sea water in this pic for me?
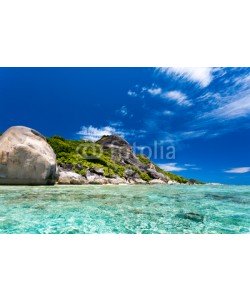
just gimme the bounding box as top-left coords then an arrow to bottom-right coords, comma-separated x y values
0,184 -> 249,234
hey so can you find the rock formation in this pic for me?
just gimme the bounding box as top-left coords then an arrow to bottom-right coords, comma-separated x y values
54,134 -> 177,185
0,126 -> 58,185
96,135 -> 170,183
0,127 -> 194,185
97,135 -> 144,167
57,170 -> 87,185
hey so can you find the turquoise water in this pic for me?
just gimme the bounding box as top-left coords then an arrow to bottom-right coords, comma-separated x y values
0,184 -> 249,234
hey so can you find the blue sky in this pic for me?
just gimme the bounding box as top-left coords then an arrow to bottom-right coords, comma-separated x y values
0,67 -> 250,184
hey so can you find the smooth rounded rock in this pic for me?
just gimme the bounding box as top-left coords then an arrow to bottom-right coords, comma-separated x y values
0,126 -> 58,185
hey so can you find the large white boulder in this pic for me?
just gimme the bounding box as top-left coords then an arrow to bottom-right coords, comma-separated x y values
0,126 -> 58,185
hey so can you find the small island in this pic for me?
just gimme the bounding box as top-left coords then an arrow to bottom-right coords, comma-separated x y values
0,126 -> 202,186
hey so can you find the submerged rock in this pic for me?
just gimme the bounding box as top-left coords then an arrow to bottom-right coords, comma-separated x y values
0,126 -> 58,185
183,212 -> 204,222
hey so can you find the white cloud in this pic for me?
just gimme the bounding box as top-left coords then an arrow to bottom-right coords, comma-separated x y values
127,90 -> 138,97
162,110 -> 174,116
180,130 -> 207,139
77,125 -> 125,141
109,121 -> 123,127
225,167 -> 250,174
128,85 -> 162,98
162,90 -> 191,106
204,94 -> 250,120
77,125 -> 146,141
160,67 -> 214,87
159,162 -> 201,172
184,164 -> 201,170
120,105 -> 128,116
184,163 -> 196,167
234,74 -> 250,87
158,163 -> 186,172
147,87 -> 162,96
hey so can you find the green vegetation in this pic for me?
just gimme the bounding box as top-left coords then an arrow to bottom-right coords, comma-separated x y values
47,136 -> 127,178
47,136 -> 201,184
0,129 -> 202,184
139,171 -> 151,182
137,154 -> 151,165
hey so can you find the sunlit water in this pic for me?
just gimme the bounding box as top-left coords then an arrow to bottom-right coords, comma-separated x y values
0,184 -> 249,234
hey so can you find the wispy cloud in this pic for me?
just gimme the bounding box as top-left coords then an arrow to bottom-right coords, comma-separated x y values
234,74 -> 250,88
180,130 -> 207,139
159,162 -> 201,172
158,163 -> 186,172
162,110 -> 174,116
203,93 -> 250,120
147,87 -> 162,96
184,163 -> 196,167
109,121 -> 123,127
225,167 -> 250,174
161,90 -> 191,106
128,84 -> 162,98
159,67 -> 214,87
127,90 -> 138,97
128,85 -> 191,106
119,105 -> 128,116
116,105 -> 134,119
184,163 -> 201,170
127,68 -> 250,146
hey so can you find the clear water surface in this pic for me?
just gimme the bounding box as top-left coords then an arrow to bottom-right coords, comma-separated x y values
0,184 -> 249,234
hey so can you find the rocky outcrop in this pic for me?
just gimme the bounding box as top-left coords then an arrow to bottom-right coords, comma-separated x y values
0,126 -> 58,185
147,168 -> 169,182
149,179 -> 166,184
58,170 -> 87,185
97,135 -> 171,183
132,178 -> 146,184
107,176 -> 128,185
58,169 -> 129,185
168,180 -> 179,185
85,170 -> 110,184
0,126 -> 190,185
97,135 -> 144,167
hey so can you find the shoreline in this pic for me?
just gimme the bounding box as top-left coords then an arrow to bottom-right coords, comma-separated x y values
0,182 -> 200,187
